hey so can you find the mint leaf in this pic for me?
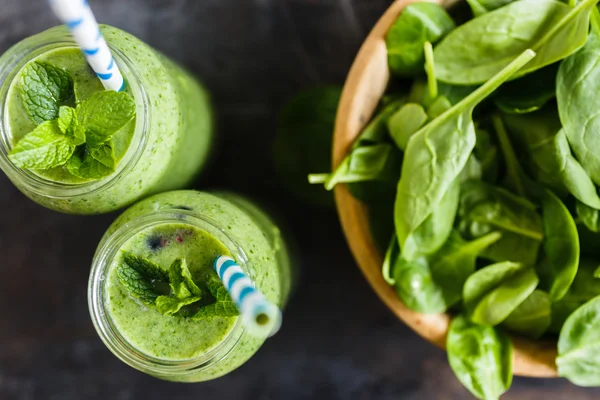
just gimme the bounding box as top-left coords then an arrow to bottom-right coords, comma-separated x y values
58,106 -> 85,145
192,301 -> 239,318
121,252 -> 169,282
192,273 -> 239,319
21,61 -> 74,125
169,259 -> 203,298
77,91 -> 136,147
117,252 -> 170,305
169,259 -> 192,299
8,120 -> 75,169
206,274 -> 234,302
66,142 -> 116,179
117,265 -> 160,305
156,294 -> 201,316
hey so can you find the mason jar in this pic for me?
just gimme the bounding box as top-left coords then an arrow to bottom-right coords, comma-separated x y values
0,26 -> 214,214
88,190 -> 295,382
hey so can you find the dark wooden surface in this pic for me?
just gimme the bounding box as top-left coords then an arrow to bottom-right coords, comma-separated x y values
1,0 -> 600,399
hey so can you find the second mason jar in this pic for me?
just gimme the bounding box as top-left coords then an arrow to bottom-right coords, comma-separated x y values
0,25 -> 213,214
88,190 -> 294,382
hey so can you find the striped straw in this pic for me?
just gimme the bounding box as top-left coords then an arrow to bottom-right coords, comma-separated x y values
213,255 -> 282,337
48,0 -> 124,91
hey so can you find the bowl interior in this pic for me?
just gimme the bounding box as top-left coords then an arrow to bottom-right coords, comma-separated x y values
332,0 -> 558,378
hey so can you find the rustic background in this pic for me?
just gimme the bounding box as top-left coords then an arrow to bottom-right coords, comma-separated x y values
1,0 -> 599,399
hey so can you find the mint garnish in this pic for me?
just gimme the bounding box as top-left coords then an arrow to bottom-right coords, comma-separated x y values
21,61 -> 74,125
192,274 -> 239,318
122,252 -> 169,282
8,120 -> 75,169
76,91 -> 135,147
66,142 -> 117,179
58,106 -> 85,145
10,61 -> 135,180
116,253 -> 169,305
116,252 -> 240,319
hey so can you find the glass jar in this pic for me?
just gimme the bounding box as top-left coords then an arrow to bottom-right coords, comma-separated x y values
88,190 -> 294,382
0,26 -> 214,214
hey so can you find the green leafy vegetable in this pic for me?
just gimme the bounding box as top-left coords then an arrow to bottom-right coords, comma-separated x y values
491,114 -> 528,197
58,106 -> 86,145
193,274 -> 239,318
394,231 -> 501,313
557,22 -> 600,186
8,120 -> 75,169
386,2 -> 455,76
117,252 -> 169,305
463,261 -> 539,325
557,295 -> 600,386
447,315 -> 512,400
502,108 -> 600,208
76,91 -> 136,147
466,0 -> 514,16
458,181 -> 543,265
577,202 -> 600,232
502,289 -> 551,339
67,142 -> 117,180
20,61 -> 74,124
310,100 -> 404,190
387,103 -> 428,150
394,50 -> 535,261
539,189 -> 579,301
434,0 -> 598,84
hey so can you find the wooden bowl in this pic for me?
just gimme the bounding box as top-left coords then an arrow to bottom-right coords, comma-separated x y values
332,0 -> 558,378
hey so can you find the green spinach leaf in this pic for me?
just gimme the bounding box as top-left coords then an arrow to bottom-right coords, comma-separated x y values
386,2 -> 455,76
539,189 -> 579,301
447,314 -> 512,400
394,231 -> 501,313
387,103 -> 428,150
463,261 -> 539,325
311,100 -> 405,190
503,109 -> 600,208
458,181 -> 543,265
434,0 -> 597,84
557,16 -> 600,186
466,0 -> 514,16
502,289 -> 551,339
395,50 -> 535,261
577,201 -> 600,232
557,295 -> 600,386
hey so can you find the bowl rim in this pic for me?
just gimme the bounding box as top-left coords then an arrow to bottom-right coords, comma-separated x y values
332,0 -> 558,378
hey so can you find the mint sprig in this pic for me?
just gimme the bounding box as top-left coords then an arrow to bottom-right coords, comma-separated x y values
192,274 -> 239,318
21,61 -> 74,125
116,252 -> 240,319
9,61 -> 135,180
8,120 -> 75,169
76,90 -> 136,147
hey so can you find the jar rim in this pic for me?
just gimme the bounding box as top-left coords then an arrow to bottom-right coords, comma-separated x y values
0,26 -> 149,199
88,207 -> 249,376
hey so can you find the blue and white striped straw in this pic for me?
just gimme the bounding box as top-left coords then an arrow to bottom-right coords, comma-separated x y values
49,0 -> 124,91
213,255 -> 282,337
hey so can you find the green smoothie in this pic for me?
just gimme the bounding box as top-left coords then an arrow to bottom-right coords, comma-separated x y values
89,190 -> 293,382
0,26 -> 214,214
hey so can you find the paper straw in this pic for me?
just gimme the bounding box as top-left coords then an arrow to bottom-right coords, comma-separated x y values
48,0 -> 124,91
213,255 -> 282,337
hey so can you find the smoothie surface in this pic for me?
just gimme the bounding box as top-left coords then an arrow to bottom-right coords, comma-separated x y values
106,222 -> 239,361
5,47 -> 136,184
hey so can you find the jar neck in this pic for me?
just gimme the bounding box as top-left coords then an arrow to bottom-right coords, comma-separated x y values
0,26 -> 149,199
88,208 -> 249,377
